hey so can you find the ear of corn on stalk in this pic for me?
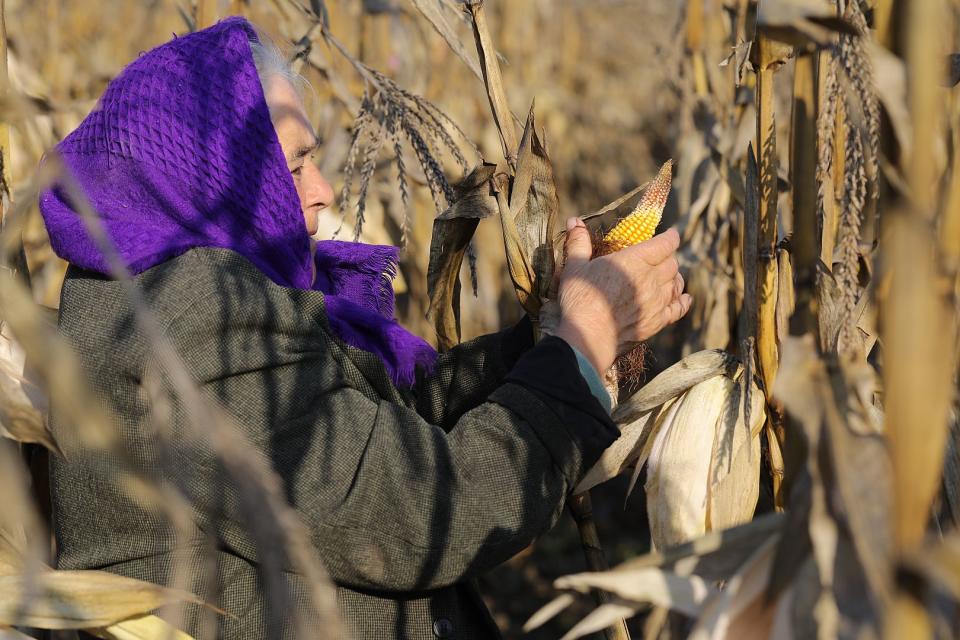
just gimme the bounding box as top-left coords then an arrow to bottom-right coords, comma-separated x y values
644,367 -> 765,550
603,160 -> 673,251
646,373 -> 729,549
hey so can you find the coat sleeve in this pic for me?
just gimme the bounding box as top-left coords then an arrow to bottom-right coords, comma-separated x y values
412,316 -> 534,429
158,272 -> 616,594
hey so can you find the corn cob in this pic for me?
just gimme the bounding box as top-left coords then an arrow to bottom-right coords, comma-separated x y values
603,159 -> 673,251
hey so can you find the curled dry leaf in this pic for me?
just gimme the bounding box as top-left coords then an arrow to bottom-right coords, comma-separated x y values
426,163 -> 498,350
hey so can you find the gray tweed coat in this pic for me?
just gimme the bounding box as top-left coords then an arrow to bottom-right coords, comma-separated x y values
51,247 -> 617,639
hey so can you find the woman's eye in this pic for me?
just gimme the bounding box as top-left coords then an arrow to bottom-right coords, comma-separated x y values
291,166 -> 303,177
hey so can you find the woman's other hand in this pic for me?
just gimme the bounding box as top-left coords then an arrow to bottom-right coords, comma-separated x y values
552,217 -> 692,374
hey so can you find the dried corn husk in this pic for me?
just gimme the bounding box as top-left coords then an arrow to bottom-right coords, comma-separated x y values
646,374 -> 733,549
644,367 -> 764,550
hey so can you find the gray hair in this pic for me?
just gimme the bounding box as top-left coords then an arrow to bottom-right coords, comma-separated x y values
247,30 -> 311,104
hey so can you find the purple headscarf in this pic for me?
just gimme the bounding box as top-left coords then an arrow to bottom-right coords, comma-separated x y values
39,16 -> 437,387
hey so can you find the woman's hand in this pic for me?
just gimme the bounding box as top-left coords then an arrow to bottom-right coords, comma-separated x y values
552,217 -> 691,374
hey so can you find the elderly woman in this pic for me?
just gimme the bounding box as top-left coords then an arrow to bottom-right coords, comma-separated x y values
41,17 -> 690,640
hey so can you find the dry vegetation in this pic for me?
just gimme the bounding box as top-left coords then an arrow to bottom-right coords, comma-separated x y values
0,0 -> 959,639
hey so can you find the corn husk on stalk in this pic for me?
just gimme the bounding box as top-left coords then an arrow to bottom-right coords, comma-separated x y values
574,350 -> 765,551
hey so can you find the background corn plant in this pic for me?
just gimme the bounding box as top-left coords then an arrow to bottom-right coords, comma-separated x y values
1,0 -> 959,639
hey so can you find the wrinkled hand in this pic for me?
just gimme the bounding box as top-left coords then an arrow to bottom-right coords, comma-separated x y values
551,217 -> 691,373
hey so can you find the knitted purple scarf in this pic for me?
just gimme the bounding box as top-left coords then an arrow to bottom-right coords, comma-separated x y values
38,16 -> 436,387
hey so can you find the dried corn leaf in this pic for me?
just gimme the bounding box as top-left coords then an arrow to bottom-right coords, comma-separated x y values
575,409 -> 656,494
757,0 -> 858,48
689,533 -> 779,640
509,107 -> 560,302
0,323 -> 57,454
408,0 -> 483,83
0,628 -> 34,639
90,614 -> 196,640
774,247 -> 795,344
554,568 -> 716,618
426,163 -> 497,350
624,397 -> 682,501
522,593 -> 576,632
618,513 -> 784,582
613,349 -> 739,425
493,173 -> 536,313
558,599 -> 639,640
0,571 -> 203,630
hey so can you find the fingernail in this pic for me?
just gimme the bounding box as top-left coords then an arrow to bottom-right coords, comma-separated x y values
566,217 -> 578,231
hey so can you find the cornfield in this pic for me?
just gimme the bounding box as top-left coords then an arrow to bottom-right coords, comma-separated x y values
0,0 -> 959,638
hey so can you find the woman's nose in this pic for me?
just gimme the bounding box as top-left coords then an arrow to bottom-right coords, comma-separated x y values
303,161 -> 333,210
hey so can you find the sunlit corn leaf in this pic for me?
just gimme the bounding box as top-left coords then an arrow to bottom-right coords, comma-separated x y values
90,614 -> 197,640
0,570 -> 204,629
554,568 -> 716,618
426,163 -> 497,350
530,515 -> 784,633
622,513 -> 784,582
558,599 -> 640,640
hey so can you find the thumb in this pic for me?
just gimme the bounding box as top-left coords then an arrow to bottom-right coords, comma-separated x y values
563,217 -> 592,269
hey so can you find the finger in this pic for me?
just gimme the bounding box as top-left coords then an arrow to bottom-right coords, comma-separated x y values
563,217 -> 593,270
653,255 -> 680,285
673,272 -> 685,298
662,292 -> 693,325
626,227 -> 680,265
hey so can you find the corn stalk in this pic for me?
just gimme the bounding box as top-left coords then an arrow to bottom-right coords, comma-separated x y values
464,2 -> 629,639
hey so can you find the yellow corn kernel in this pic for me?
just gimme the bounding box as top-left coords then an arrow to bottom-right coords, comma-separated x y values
604,159 -> 673,250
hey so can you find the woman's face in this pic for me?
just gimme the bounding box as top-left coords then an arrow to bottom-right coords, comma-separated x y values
264,76 -> 333,236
